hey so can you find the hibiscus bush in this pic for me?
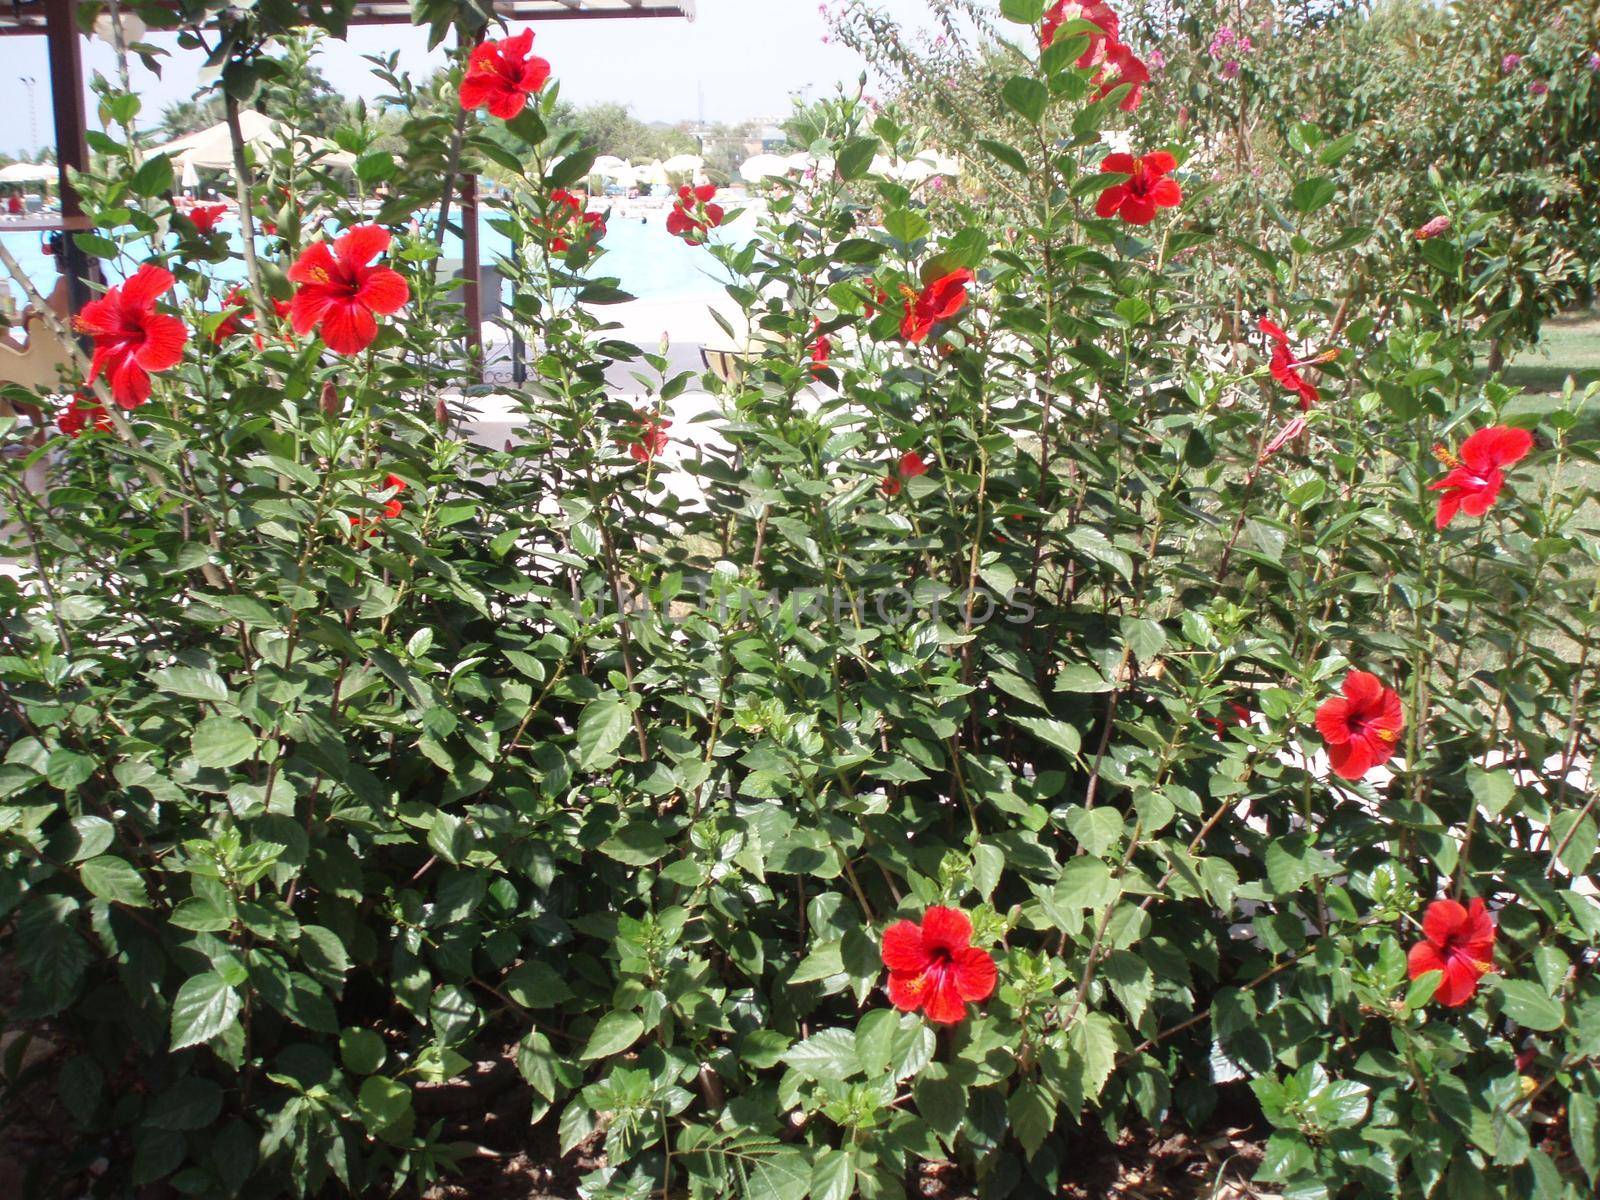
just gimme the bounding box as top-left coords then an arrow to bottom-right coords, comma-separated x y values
2,2 -> 1600,1199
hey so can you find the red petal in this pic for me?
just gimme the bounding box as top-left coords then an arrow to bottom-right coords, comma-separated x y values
887,971 -> 926,1013
1437,955 -> 1483,1007
1407,940 -> 1446,982
1258,317 -> 1290,344
335,225 -> 391,272
108,354 -> 151,408
1327,737 -> 1372,780
1422,898 -> 1468,947
953,946 -> 997,1002
881,920 -> 929,973
487,88 -> 530,120
132,313 -> 188,371
318,300 -> 379,355
1461,425 -> 1532,472
1342,669 -> 1384,713
290,286 -> 335,337
288,241 -> 340,287
1095,186 -> 1125,218
1142,150 -> 1178,174
1148,177 -> 1182,207
1119,195 -> 1157,224
355,267 -> 410,316
1314,696 -> 1353,745
458,74 -> 496,111
120,264 -> 176,312
919,907 -> 973,956
1100,153 -> 1137,175
1434,491 -> 1463,529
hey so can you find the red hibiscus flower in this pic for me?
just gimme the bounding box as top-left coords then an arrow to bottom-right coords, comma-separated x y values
1314,669 -> 1404,781
1206,700 -> 1251,736
1428,426 -> 1533,530
881,449 -> 927,497
75,264 -> 189,409
1407,897 -> 1497,1007
1042,0 -> 1120,54
1260,415 -> 1308,461
1258,317 -> 1329,410
881,906 -> 997,1024
862,277 -> 889,319
288,225 -> 410,355
350,472 -> 407,536
458,28 -> 551,120
1094,40 -> 1150,111
1095,151 -> 1182,225
543,189 -> 605,253
667,185 -> 725,245
619,412 -> 670,463
809,320 -> 832,375
900,269 -> 973,343
57,393 -> 111,438
212,286 -> 265,347
187,204 -> 228,235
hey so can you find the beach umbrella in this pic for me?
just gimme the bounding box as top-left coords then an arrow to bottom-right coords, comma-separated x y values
912,150 -> 961,178
181,158 -> 200,191
661,153 -> 704,176
148,111 -> 356,173
633,160 -> 670,189
591,155 -> 631,179
738,153 -> 792,183
0,162 -> 55,184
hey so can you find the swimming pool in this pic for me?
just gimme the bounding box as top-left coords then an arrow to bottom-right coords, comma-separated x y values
0,205 -> 753,308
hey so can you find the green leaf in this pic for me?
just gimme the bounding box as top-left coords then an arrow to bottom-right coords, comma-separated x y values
340,1028 -> 387,1075
780,1027 -> 858,1082
149,665 -> 231,704
79,855 -> 151,908
576,694 -> 632,770
169,972 -> 242,1051
581,1011 -> 645,1059
811,1148 -> 854,1200
1000,0 -> 1047,22
1496,979 -> 1564,1032
836,137 -> 880,182
854,1009 -> 899,1078
130,154 -> 173,198
1002,75 -> 1049,123
1008,1080 -> 1055,1156
191,717 -> 257,769
1290,177 -> 1337,214
146,1077 -> 222,1130
356,1076 -> 413,1138
1013,716 -> 1081,757
978,138 -> 1029,174
1468,768 -> 1516,816
502,960 -> 574,1009
1065,807 -> 1122,858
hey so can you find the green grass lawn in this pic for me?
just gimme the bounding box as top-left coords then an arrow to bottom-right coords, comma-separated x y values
1503,311 -> 1600,400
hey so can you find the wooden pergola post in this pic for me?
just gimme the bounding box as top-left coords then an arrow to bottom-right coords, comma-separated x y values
42,0 -> 94,313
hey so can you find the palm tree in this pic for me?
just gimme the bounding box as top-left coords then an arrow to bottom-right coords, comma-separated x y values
157,99 -> 224,140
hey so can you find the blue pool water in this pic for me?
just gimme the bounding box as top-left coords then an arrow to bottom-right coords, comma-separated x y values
0,205 -> 752,307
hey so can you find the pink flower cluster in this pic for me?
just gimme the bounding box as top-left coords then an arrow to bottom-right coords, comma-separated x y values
1208,26 -> 1252,78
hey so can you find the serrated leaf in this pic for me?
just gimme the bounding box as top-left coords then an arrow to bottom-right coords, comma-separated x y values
169,972 -> 241,1051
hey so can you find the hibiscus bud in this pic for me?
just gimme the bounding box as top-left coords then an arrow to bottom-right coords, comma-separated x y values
1415,215 -> 1451,240
435,395 -> 449,427
319,381 -> 340,416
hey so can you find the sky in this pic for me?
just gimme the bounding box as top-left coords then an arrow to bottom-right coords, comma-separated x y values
0,0 -> 942,157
